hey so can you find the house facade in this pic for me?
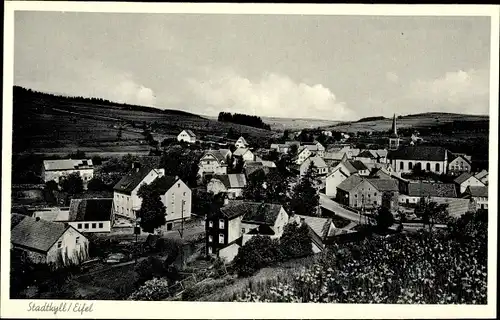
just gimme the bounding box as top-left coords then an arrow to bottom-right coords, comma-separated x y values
42,159 -> 94,187
11,214 -> 89,268
388,146 -> 449,174
464,186 -> 488,211
68,198 -> 115,233
398,182 -> 457,205
300,156 -> 328,176
235,136 -> 249,149
475,170 -> 488,185
155,177 -> 192,232
448,154 -> 472,175
454,172 -> 485,194
291,215 -> 335,253
207,174 -> 247,199
325,166 -> 350,197
295,147 -> 312,165
233,148 -> 255,164
113,165 -> 165,219
336,176 -> 399,210
197,149 -> 232,180
177,130 -> 196,143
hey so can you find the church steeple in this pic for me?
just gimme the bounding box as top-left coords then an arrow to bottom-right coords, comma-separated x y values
388,113 -> 400,150
391,113 -> 398,137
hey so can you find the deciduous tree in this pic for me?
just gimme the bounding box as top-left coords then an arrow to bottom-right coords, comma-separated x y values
289,162 -> 319,216
137,184 -> 166,233
60,172 -> 84,195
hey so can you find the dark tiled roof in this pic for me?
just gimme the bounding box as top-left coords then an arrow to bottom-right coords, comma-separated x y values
349,160 -> 368,171
357,150 -> 377,159
11,214 -> 70,253
454,172 -> 474,185
11,213 -> 27,229
466,186 -> 488,198
449,153 -> 472,165
211,174 -> 247,189
295,215 -> 332,239
202,150 -> 230,164
220,202 -> 283,225
340,160 -> 358,175
407,182 -> 457,198
185,129 -> 196,137
151,176 -> 180,194
388,146 -> 448,161
336,175 -> 364,192
69,198 -> 113,221
367,179 -> 399,192
113,166 -> 156,195
247,224 -> 275,235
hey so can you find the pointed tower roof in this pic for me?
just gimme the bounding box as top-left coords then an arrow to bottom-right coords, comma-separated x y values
390,114 -> 399,138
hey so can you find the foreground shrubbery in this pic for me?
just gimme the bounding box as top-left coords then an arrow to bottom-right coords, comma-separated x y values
237,211 -> 487,304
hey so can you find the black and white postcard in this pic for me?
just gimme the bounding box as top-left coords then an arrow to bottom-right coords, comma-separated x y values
1,2 -> 499,319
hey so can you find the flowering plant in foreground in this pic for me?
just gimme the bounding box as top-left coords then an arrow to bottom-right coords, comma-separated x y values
237,211 -> 487,304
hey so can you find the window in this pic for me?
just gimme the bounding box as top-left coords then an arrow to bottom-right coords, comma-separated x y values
374,193 -> 377,196
209,221 -> 213,228
92,223 -> 96,229
76,237 -> 80,244
436,163 -> 440,172
426,163 -> 431,171
167,223 -> 173,231
77,223 -> 82,229
178,183 -> 180,188
208,235 -> 213,242
400,162 -> 404,170
241,228 -> 245,234
219,219 -> 225,229
373,201 -> 377,205
208,246 -> 213,254
57,241 -> 62,249
406,199 -> 409,204
219,233 -> 224,243
183,192 -> 186,196
84,223 -> 89,229
98,223 -> 103,228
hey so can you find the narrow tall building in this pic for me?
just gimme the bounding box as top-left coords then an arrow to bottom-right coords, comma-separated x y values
388,114 -> 400,150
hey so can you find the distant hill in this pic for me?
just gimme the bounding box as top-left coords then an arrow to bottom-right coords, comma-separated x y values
11,86 -> 274,155
324,112 -> 489,133
356,116 -> 387,123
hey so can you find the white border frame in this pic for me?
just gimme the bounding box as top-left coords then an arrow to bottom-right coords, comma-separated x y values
2,2 -> 499,319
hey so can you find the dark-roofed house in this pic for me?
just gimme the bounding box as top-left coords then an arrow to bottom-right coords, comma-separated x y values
206,201 -> 289,263
349,160 -> 369,176
464,185 -> 489,211
388,146 -> 449,174
300,156 -> 328,176
113,163 -> 166,220
399,182 -> 457,205
454,172 -> 485,194
448,153 -> 472,176
152,176 -> 192,233
336,176 -> 399,210
291,215 -> 335,253
11,213 -> 89,268
198,149 -> 232,180
207,174 -> 247,199
177,129 -> 196,144
42,159 -> 94,188
67,198 -> 114,233
475,170 -> 489,185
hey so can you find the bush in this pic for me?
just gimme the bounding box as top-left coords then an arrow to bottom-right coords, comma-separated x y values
233,236 -> 283,277
87,178 -> 108,191
279,221 -> 313,259
128,278 -> 171,301
181,277 -> 234,301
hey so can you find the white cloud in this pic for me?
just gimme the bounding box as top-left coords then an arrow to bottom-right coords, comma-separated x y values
186,68 -> 356,121
386,71 -> 399,83
406,68 -> 489,114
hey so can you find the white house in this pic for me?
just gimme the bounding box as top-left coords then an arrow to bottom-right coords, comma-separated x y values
399,182 -> 457,205
325,166 -> 350,197
113,164 -> 165,220
198,149 -> 232,180
388,146 -> 449,174
207,174 -> 247,199
177,130 -> 196,144
235,136 -> 249,149
300,142 -> 325,157
454,172 -> 485,195
475,170 -> 489,185
448,154 -> 472,176
11,214 -> 89,268
300,156 -> 328,176
42,159 -> 94,187
153,176 -> 192,232
322,130 -> 333,137
295,147 -> 313,165
233,148 -> 255,163
64,198 -> 115,233
464,185 -> 488,211
291,215 -> 336,253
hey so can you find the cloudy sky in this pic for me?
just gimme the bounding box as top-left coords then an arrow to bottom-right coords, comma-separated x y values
14,12 -> 491,121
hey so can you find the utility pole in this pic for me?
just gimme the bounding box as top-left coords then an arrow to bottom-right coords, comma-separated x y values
134,217 -> 141,265
178,200 -> 185,267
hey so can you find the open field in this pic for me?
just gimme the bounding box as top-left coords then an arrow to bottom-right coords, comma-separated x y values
324,112 -> 489,133
12,87 -> 275,154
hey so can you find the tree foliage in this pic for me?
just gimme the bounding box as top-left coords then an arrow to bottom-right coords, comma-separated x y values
289,162 -> 319,216
415,198 -> 450,232
137,183 -> 166,233
375,206 -> 395,231
159,146 -> 200,188
279,221 -> 313,259
218,112 -> 271,130
233,236 -> 283,277
60,172 -> 84,194
87,177 -> 108,191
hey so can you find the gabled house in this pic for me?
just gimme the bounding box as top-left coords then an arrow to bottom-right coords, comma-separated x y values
294,146 -> 313,165
454,172 -> 485,195
323,151 -> 348,163
152,176 -> 192,232
399,182 -> 457,205
354,149 -> 388,165
325,166 -> 350,198
291,215 -> 336,253
42,159 -> 94,188
205,201 -> 289,263
299,156 -> 328,176
67,198 -> 114,233
475,170 -> 489,185
235,136 -> 249,149
463,185 -> 488,211
11,213 -> 89,268
270,143 -> 290,154
448,154 -> 472,175
233,148 -> 255,164
177,130 -> 196,144
207,174 -> 247,199
388,146 -> 449,174
336,176 -> 399,210
331,160 -> 358,176
113,164 -> 165,220
349,160 -> 369,176
300,142 -> 325,157
369,166 -> 409,194
198,149 -> 232,180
